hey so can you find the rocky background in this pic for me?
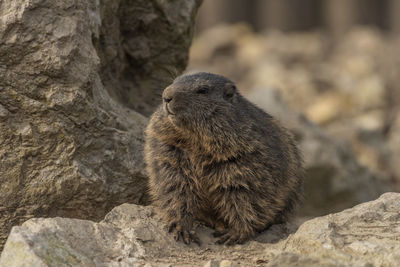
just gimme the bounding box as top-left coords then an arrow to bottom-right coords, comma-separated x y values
1,0 -> 400,266
187,24 -> 400,203
189,24 -> 400,215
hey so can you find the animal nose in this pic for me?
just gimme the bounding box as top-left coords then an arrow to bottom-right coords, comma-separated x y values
163,97 -> 172,103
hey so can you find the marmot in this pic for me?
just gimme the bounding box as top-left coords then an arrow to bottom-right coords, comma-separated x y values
145,72 -> 304,245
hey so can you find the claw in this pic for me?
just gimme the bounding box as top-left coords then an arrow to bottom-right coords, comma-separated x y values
190,231 -> 201,246
212,230 -> 228,237
170,223 -> 201,246
168,222 -> 177,233
216,232 -> 249,246
216,233 -> 230,244
182,230 -> 190,244
225,235 -> 239,246
173,230 -> 181,241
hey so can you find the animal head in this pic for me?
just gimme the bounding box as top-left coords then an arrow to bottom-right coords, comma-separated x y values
161,72 -> 238,129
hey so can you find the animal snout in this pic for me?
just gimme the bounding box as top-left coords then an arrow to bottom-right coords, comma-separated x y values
163,96 -> 172,103
162,86 -> 175,104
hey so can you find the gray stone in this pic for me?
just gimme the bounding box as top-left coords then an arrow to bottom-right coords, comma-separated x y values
0,104 -> 8,118
274,192 -> 400,266
0,0 -> 201,250
97,0 -> 202,116
203,260 -> 221,267
1,193 -> 399,266
267,252 -> 341,267
0,217 -> 142,266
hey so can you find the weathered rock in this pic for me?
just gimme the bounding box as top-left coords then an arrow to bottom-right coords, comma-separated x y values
0,0 -> 201,250
1,193 -> 399,266
267,252 -> 340,267
274,192 -> 400,266
0,204 -> 253,266
0,208 -> 145,267
96,0 -> 202,116
203,260 -> 220,267
246,88 -> 389,216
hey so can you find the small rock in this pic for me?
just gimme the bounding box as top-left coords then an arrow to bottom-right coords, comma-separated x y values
15,123 -> 32,136
0,104 -> 9,118
203,260 -> 220,267
305,93 -> 346,124
219,260 -> 240,267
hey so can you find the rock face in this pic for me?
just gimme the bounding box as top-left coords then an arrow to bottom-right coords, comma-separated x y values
0,0 -> 201,250
276,192 -> 400,266
97,0 -> 202,116
246,89 -> 389,216
1,193 -> 399,266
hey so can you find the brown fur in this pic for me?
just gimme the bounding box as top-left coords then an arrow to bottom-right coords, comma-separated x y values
145,72 -> 304,245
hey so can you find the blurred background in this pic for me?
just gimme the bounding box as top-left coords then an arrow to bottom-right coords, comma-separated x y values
188,0 -> 400,214
196,0 -> 400,35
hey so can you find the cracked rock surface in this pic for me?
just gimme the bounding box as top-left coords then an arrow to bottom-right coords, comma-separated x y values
1,193 -> 399,266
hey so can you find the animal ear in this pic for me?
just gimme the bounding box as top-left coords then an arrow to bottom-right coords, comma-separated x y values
223,83 -> 236,100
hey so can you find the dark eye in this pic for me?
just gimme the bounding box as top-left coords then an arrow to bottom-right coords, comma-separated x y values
196,87 -> 208,94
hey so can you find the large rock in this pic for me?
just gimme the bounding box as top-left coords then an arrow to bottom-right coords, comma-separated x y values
1,193 -> 399,266
272,192 -> 400,266
246,89 -> 389,216
0,0 -> 201,250
97,0 -> 202,116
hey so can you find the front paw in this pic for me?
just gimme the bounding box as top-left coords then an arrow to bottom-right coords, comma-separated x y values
168,222 -> 201,245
